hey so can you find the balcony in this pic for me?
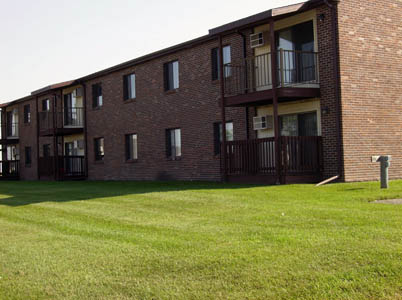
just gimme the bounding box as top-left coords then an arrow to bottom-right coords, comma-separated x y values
223,50 -> 320,107
223,136 -> 323,184
39,156 -> 86,180
0,123 -> 19,144
0,160 -> 19,180
39,107 -> 84,136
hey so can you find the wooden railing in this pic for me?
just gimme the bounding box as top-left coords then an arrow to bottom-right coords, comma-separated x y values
225,138 -> 276,175
39,156 -> 85,178
224,136 -> 322,176
39,107 -> 84,132
0,160 -> 19,178
224,50 -> 319,97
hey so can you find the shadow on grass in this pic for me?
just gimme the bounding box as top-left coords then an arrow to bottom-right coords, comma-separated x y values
0,180 -> 256,207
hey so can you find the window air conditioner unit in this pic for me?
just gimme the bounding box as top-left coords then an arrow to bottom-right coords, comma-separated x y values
253,115 -> 273,130
250,32 -> 268,48
75,87 -> 83,97
77,140 -> 84,150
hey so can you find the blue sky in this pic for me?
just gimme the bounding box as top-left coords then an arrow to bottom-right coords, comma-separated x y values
0,0 -> 302,102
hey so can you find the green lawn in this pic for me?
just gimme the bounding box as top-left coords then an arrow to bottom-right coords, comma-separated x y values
0,180 -> 401,300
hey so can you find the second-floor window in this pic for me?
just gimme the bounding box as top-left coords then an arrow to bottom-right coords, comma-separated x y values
92,83 -> 103,108
123,74 -> 136,100
24,104 -> 31,124
125,134 -> 138,161
166,128 -> 181,159
25,147 -> 32,166
42,99 -> 50,111
94,137 -> 104,161
213,121 -> 234,155
211,45 -> 231,80
164,61 -> 179,91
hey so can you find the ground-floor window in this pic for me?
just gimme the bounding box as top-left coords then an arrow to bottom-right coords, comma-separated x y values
94,138 -> 104,161
125,134 -> 138,161
166,128 -> 181,159
43,144 -> 51,157
214,121 -> 234,155
25,147 -> 32,166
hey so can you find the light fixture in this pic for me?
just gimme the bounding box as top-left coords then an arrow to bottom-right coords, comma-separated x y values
318,14 -> 326,22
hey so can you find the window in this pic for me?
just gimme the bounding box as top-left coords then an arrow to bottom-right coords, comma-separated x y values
211,45 -> 231,80
92,83 -> 103,108
42,99 -> 50,111
125,134 -> 138,161
123,74 -> 136,100
24,104 -> 31,124
94,138 -> 104,161
43,144 -> 51,158
25,147 -> 32,166
7,145 -> 19,161
164,61 -> 179,91
213,122 -> 234,155
280,112 -> 318,137
166,128 -> 181,159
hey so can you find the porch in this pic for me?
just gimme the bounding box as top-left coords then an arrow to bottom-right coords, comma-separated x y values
223,136 -> 322,184
39,156 -> 86,180
0,160 -> 19,180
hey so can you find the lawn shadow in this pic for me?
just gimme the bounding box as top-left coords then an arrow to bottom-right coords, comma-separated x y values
0,180 -> 258,207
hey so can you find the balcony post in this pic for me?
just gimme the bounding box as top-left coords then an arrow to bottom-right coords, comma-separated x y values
219,35 -> 227,182
280,48 -> 285,87
269,19 -> 282,184
35,96 -> 40,179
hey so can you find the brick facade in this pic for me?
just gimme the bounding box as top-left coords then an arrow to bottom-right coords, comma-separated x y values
1,0 -> 401,183
85,34 -> 247,181
337,0 -> 402,181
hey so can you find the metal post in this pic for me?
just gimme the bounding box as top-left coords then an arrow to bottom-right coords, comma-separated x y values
269,19 -> 281,184
372,155 -> 391,189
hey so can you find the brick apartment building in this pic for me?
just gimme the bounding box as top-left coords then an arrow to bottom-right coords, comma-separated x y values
0,0 -> 401,184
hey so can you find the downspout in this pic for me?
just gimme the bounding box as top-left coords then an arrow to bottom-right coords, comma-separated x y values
324,0 -> 344,180
219,35 -> 227,182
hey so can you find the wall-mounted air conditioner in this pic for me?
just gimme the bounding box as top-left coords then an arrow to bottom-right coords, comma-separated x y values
77,140 -> 84,150
250,32 -> 268,48
253,115 -> 273,130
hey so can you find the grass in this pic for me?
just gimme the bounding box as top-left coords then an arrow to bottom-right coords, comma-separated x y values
0,180 -> 401,300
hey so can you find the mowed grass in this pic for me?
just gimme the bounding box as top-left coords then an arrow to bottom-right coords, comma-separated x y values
0,180 -> 401,300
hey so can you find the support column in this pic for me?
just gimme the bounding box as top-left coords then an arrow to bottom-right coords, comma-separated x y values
52,93 -> 58,180
269,19 -> 281,184
35,96 -> 40,179
219,35 -> 227,182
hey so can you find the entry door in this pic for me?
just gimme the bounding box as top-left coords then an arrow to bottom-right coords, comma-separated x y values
64,93 -> 77,126
276,21 -> 315,85
64,142 -> 76,175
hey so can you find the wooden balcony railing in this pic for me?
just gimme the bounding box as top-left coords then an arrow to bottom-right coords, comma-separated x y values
223,136 -> 322,176
39,107 -> 84,132
39,156 -> 85,178
224,50 -> 319,97
0,160 -> 19,178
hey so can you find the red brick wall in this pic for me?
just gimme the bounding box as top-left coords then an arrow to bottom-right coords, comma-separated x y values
316,4 -> 343,179
7,99 -> 39,180
337,0 -> 402,181
85,34 -> 248,181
